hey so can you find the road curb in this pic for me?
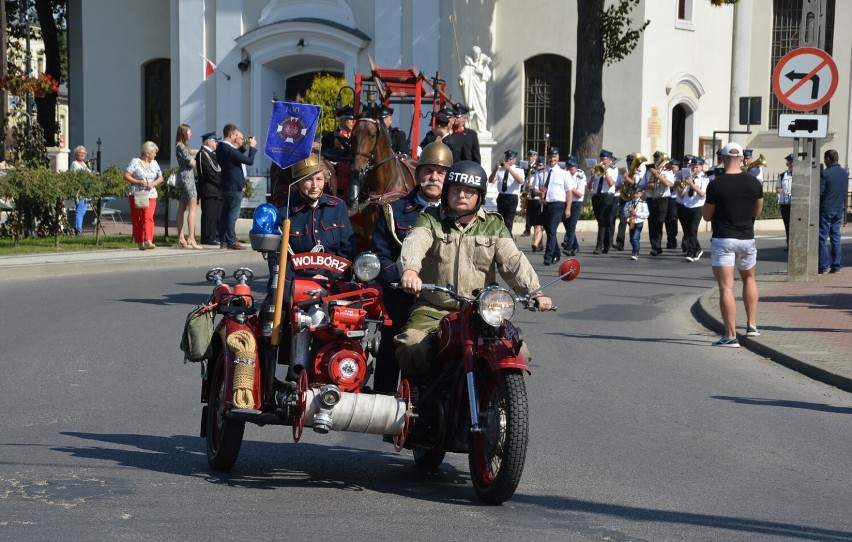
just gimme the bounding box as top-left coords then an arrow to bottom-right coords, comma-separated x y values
692,288 -> 852,394
0,248 -> 264,282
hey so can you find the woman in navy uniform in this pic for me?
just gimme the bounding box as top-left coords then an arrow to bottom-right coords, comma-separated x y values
267,154 -> 355,294
369,140 -> 453,393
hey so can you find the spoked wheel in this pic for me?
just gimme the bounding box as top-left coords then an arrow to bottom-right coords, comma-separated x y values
393,379 -> 412,452
206,349 -> 245,470
468,369 -> 528,504
292,370 -> 309,442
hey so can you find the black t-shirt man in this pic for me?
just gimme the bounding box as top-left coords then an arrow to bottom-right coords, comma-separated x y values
704,172 -> 763,239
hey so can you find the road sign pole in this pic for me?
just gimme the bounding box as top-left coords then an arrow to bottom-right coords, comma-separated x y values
787,0 -> 827,281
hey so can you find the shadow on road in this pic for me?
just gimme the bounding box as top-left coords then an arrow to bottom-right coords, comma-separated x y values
711,396 -> 852,415
56,431 -> 481,506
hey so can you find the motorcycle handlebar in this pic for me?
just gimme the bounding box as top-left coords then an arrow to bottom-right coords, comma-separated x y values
390,283 -> 556,311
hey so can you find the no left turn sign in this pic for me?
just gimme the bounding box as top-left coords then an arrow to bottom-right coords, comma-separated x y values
772,47 -> 838,112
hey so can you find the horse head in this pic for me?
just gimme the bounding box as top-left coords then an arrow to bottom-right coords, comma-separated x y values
349,116 -> 393,211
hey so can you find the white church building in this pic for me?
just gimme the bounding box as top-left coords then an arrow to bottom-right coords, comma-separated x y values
68,0 -> 851,180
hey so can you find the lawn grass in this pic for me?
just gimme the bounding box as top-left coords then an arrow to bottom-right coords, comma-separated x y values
0,235 -> 182,255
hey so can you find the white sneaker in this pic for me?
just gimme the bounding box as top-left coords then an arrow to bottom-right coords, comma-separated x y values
630,255 -> 638,261
746,324 -> 760,337
712,336 -> 741,348
693,250 -> 703,261
684,256 -> 694,262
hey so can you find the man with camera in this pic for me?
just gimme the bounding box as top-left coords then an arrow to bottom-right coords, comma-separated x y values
216,123 -> 257,250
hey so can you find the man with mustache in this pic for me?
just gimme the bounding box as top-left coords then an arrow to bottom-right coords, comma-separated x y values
369,141 -> 454,393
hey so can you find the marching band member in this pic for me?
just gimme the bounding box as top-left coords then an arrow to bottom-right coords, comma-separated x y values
665,159 -> 682,250
624,186 -> 650,260
674,155 -> 693,253
643,151 -> 675,256
776,153 -> 793,249
526,153 -> 546,252
612,153 -> 638,251
588,149 -> 619,254
744,149 -> 764,181
533,146 -> 570,265
680,158 -> 709,262
488,149 -> 525,236
561,159 -> 585,256
521,149 -> 538,237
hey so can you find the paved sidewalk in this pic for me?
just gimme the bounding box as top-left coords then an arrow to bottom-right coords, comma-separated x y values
694,271 -> 852,393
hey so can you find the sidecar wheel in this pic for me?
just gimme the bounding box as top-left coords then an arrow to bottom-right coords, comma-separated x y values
413,448 -> 446,469
468,369 -> 528,505
206,352 -> 245,471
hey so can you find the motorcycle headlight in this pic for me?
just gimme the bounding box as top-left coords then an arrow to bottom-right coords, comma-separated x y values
478,287 -> 515,327
352,252 -> 381,282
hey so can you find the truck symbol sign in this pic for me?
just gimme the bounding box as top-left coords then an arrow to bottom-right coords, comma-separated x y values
787,117 -> 819,133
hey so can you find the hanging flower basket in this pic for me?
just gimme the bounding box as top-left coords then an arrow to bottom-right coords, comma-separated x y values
0,73 -> 60,97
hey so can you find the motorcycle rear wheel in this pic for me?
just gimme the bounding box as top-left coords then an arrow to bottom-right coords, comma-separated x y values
206,350 -> 246,470
468,369 -> 528,505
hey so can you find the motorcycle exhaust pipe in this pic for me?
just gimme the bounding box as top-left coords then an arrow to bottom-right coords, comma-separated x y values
303,385 -> 406,435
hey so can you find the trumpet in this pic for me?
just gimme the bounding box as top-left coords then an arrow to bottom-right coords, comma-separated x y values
593,161 -> 607,176
676,173 -> 691,197
745,153 -> 767,171
497,161 -> 506,168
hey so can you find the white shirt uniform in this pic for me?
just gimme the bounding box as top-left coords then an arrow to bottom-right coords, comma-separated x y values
777,169 -> 792,205
496,164 -> 524,195
568,171 -> 586,203
644,168 -> 674,198
590,166 -> 618,195
531,165 -> 570,203
682,172 -> 709,208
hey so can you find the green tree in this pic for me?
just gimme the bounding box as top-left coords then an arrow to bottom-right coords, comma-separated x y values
303,73 -> 352,135
571,0 -> 649,166
4,0 -> 66,147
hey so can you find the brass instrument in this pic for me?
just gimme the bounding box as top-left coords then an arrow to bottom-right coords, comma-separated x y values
621,153 -> 646,202
676,172 -> 694,197
654,153 -> 669,169
627,153 -> 646,177
593,161 -> 607,176
497,161 -> 506,168
745,153 -> 766,171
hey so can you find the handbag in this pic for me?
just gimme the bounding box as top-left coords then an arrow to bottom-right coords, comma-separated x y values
133,189 -> 151,209
180,303 -> 217,362
167,173 -> 177,187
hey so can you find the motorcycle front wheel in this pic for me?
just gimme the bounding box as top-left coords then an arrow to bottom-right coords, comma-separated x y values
206,349 -> 245,470
468,369 -> 528,505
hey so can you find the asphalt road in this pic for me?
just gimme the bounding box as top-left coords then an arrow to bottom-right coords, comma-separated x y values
2,233 -> 852,542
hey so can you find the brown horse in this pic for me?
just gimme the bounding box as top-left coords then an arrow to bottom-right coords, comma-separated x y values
349,116 -> 416,249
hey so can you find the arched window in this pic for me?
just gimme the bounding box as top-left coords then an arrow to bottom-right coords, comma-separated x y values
143,59 -> 171,161
524,55 -> 571,157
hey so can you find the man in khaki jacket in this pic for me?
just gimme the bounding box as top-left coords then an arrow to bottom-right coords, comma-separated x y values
395,161 -> 552,377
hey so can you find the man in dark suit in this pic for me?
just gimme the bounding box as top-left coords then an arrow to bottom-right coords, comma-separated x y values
419,109 -> 463,162
195,131 -> 221,245
215,123 -> 257,250
379,106 -> 410,155
452,103 -> 481,164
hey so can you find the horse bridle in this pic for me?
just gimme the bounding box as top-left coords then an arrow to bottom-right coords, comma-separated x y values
351,118 -> 398,173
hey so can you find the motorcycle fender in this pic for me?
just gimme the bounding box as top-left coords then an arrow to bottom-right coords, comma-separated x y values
217,320 -> 262,410
477,338 -> 530,373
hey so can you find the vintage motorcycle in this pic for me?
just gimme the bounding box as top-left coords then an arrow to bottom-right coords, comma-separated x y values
191,202 -> 579,504
389,259 -> 580,504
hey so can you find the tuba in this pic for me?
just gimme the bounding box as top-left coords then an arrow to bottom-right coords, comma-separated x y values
654,153 -> 669,170
745,153 -> 766,171
621,153 -> 646,201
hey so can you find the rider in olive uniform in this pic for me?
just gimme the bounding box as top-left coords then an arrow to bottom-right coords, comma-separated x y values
369,141 -> 453,393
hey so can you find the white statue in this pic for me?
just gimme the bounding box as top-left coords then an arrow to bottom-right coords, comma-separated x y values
459,46 -> 492,133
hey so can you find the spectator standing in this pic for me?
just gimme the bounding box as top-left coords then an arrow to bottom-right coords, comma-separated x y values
818,149 -> 848,274
124,141 -> 164,250
196,131 -> 221,246
703,142 -> 764,347
70,146 -> 89,236
216,124 -> 257,250
174,123 -> 200,249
